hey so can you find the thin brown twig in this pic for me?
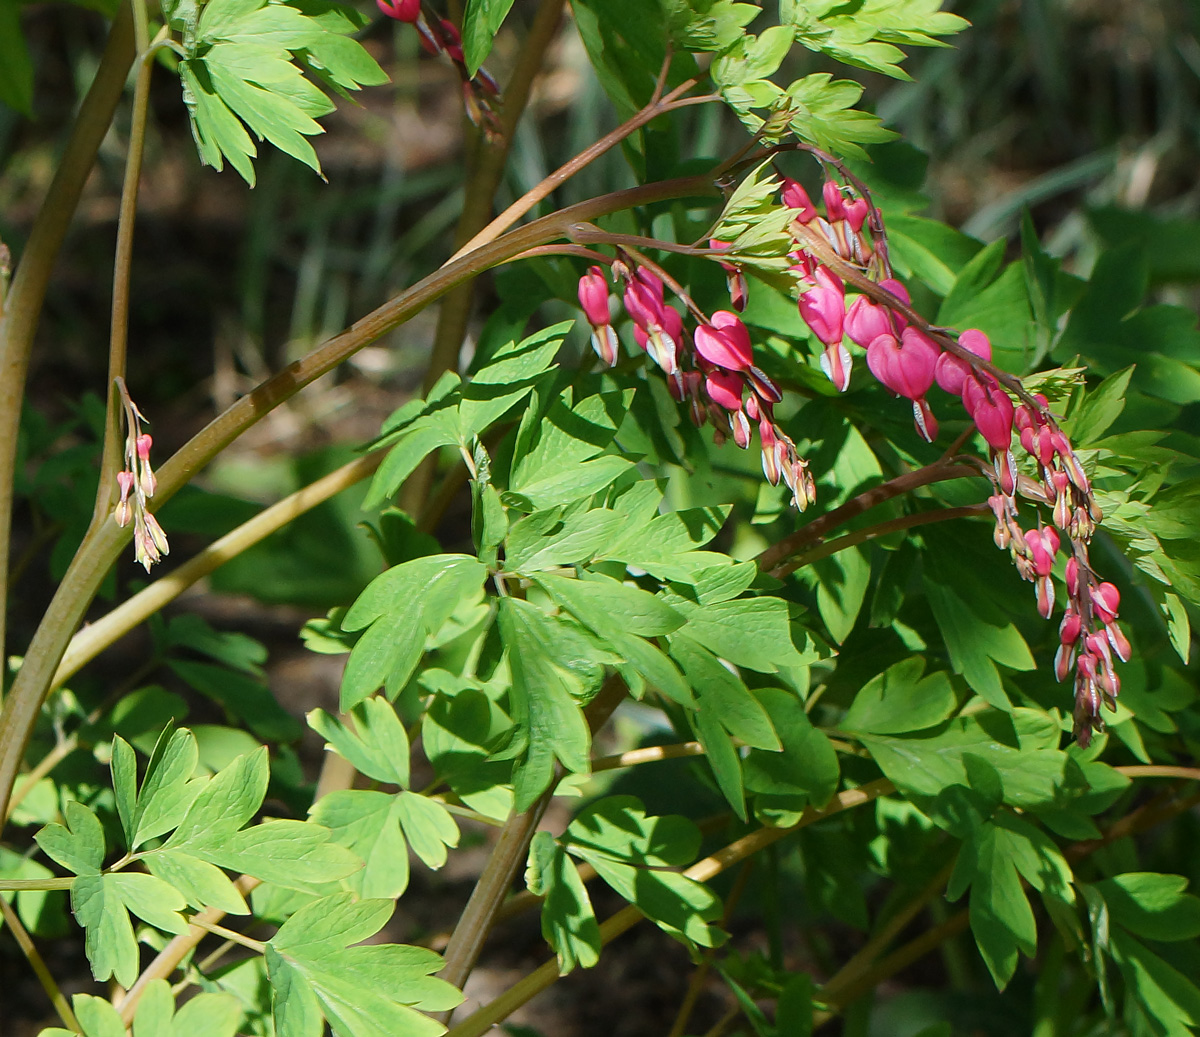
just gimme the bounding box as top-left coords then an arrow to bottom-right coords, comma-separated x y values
0,894 -> 80,1032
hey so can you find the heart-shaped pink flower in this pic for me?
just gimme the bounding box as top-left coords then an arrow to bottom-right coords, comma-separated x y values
963,377 -> 1014,449
866,328 -> 938,400
781,179 -> 818,222
798,266 -> 845,347
705,369 -> 743,411
695,310 -> 753,371
934,328 -> 992,396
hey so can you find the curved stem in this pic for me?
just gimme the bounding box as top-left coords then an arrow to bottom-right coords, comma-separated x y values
0,4 -> 136,663
769,504 -> 990,579
96,31 -> 168,524
0,172 -> 720,827
755,462 -> 979,573
0,895 -> 80,1032
591,741 -> 706,772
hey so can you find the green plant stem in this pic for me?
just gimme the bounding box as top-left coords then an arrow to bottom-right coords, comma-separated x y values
755,461 -> 979,573
437,673 -> 629,1017
444,780 -> 893,1037
0,877 -> 76,891
768,504 -> 991,579
188,917 -> 266,954
95,30 -> 167,523
52,451 -> 382,691
0,894 -> 81,1032
0,3 -> 135,664
591,741 -> 706,772
0,172 -> 720,828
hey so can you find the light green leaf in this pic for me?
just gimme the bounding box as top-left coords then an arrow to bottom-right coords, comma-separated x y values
35,801 -> 105,876
670,633 -> 780,751
498,598 -> 592,811
840,658 -> 957,735
69,994 -> 127,1037
309,790 -> 410,898
526,831 -> 600,974
132,726 -> 203,848
395,793 -> 460,870
1094,873 -> 1200,943
462,0 -> 515,77
146,849 -> 249,915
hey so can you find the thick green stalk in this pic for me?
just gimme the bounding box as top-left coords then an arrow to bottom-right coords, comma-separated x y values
0,5 -> 136,662
0,172 -> 717,840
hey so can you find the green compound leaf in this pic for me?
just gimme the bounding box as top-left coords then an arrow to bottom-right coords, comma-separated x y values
133,978 -> 244,1037
337,554 -> 486,709
308,697 -> 412,787
1093,873 -> 1200,943
180,0 -> 386,184
526,830 -> 601,974
1110,930 -> 1200,1034
72,872 -> 188,987
266,892 -> 461,1037
309,790 -> 409,898
35,800 -> 105,876
156,746 -> 361,891
840,657 -> 957,736
669,633 -> 780,751
498,598 -> 592,812
947,813 -> 1073,991
562,796 -> 723,951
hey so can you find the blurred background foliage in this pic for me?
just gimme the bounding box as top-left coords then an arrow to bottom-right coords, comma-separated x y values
3,1 -> 1200,1034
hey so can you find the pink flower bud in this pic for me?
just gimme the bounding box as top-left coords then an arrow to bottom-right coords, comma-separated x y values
1036,576 -> 1055,619
798,266 -> 845,347
844,196 -> 870,232
844,296 -> 893,349
747,365 -> 782,404
1092,582 -> 1120,623
1065,556 -> 1079,596
624,270 -> 665,331
578,266 -> 611,327
732,408 -> 752,448
695,310 -> 753,372
136,433 -> 153,461
822,181 -> 846,222
377,0 -> 420,21
781,179 -> 818,221
934,329 -> 992,396
1060,609 -> 1082,645
759,419 -> 783,485
912,398 -> 939,443
962,378 -> 1014,450
440,19 -> 464,61
1106,621 -> 1131,662
1055,643 -> 1075,682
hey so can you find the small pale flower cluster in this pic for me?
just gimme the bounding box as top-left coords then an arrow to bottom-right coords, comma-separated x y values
577,262 -> 817,510
113,401 -> 168,572
375,0 -> 501,136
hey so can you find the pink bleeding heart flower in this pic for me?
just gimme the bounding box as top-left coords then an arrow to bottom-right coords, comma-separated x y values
578,266 -> 611,327
695,310 -> 753,372
705,369 -> 743,412
878,278 -> 911,307
781,179 -> 818,222
935,329 -> 992,396
798,266 -> 845,347
624,268 -> 665,330
822,181 -> 846,222
439,19 -> 464,61
962,377 -> 1014,450
820,343 -> 853,393
377,0 -> 420,21
1107,621 -> 1131,662
866,328 -> 938,400
844,196 -> 870,233
1024,527 -> 1060,578
590,326 -> 619,366
844,296 -> 895,349
1065,556 -> 1080,596
1092,582 -> 1120,624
